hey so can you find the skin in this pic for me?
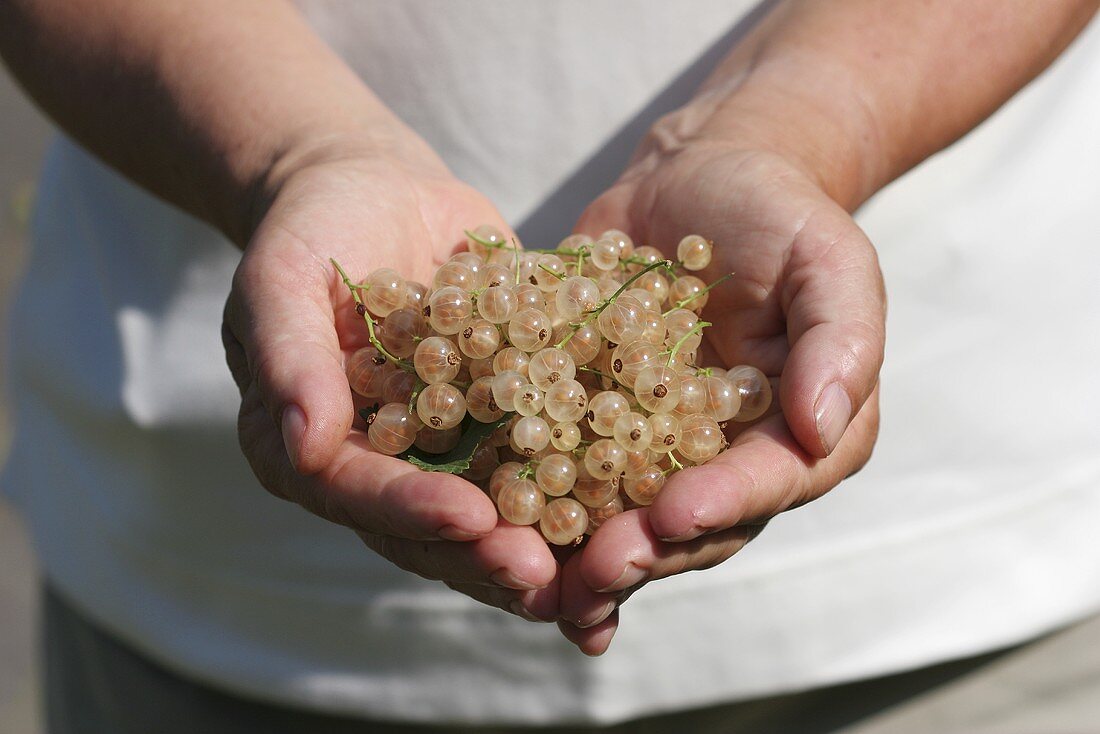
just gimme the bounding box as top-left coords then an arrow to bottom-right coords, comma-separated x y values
1,0 -> 1096,657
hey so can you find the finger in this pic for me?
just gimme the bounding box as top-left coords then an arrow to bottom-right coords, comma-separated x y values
443,577 -> 561,623
780,210 -> 886,457
572,182 -> 638,240
226,227 -> 352,475
557,610 -> 619,656
357,520 -> 557,591
559,546 -> 619,629
646,392 -> 879,543
578,508 -> 762,594
239,381 -> 499,540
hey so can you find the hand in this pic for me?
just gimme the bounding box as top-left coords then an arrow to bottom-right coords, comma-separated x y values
221,143 -> 560,621
557,143 -> 886,654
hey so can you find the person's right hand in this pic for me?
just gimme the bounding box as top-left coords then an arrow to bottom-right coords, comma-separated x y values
221,139 -> 560,622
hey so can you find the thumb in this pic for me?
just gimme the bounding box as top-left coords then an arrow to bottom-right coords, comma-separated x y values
225,231 -> 352,475
780,216 -> 886,458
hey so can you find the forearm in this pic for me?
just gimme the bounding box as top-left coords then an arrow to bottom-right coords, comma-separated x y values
0,0 -> 439,245
645,0 -> 1098,210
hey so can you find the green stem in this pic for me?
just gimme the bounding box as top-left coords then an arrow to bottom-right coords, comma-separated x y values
556,259 -> 673,349
331,258 -> 414,371
536,262 -> 566,281
664,272 -> 734,315
665,453 -> 685,475
666,320 -> 711,366
578,365 -> 632,393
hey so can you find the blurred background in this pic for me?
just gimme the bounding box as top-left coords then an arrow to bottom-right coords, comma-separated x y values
0,65 -> 50,734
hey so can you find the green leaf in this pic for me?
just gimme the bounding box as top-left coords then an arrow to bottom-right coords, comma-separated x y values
400,414 -> 512,474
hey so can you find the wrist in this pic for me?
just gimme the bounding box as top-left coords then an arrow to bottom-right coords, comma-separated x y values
634,52 -> 887,211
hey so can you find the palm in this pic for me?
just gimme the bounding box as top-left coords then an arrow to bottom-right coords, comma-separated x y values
558,147 -> 886,653
224,157 -> 560,623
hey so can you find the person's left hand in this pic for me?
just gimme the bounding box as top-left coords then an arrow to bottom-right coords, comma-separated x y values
555,142 -> 886,654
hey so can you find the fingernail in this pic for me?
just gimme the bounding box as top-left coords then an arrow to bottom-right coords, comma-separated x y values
574,601 -> 615,629
508,600 -> 543,622
437,525 -> 484,542
491,569 -> 541,590
595,563 -> 646,593
815,383 -> 851,455
658,525 -> 710,543
281,404 -> 306,468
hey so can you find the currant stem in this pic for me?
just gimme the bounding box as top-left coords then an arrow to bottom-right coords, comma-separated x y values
665,272 -> 734,315
330,258 -> 414,371
556,259 -> 673,349
666,321 -> 711,366
665,453 -> 685,475
578,365 -> 632,393
536,263 -> 566,281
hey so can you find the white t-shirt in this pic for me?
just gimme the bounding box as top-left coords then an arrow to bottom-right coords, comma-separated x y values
4,1 -> 1099,726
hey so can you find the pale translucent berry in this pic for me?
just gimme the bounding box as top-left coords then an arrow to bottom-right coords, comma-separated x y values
481,264 -> 513,289
664,308 -> 700,344
512,383 -> 545,417
533,254 -> 566,291
558,233 -> 593,251
540,498 -> 589,545
404,281 -> 429,309
601,229 -> 634,259
555,276 -> 601,320
571,472 -> 618,508
413,336 -> 462,385
587,390 -> 631,437
624,465 -> 666,506
492,346 -> 530,377
590,237 -> 620,271
489,462 -> 524,502
347,346 -> 392,398
672,375 -> 706,418
515,252 -> 540,285
630,245 -> 663,269
364,268 -> 407,317
597,294 -> 645,345
490,370 -> 527,411
458,319 -> 500,360
626,288 -> 659,312
450,252 -> 486,288
507,308 -> 553,352
613,412 -> 653,453
648,413 -> 681,454
584,439 -> 627,480
635,364 -> 682,414
635,270 -> 670,305
466,376 -> 504,423
562,323 -> 602,366
416,383 -> 466,430
528,348 -> 576,391
610,339 -> 659,389
623,448 -> 651,479
670,275 -> 709,313
367,402 -> 419,455
586,496 -> 623,533
639,310 -> 666,345
433,260 -> 477,292
536,453 -> 577,497
543,379 -> 588,423
379,306 -> 429,358
677,234 -> 713,271
381,370 -> 417,405
701,375 -> 741,422
550,421 -> 582,451
678,414 -> 724,464
477,285 -> 518,324
512,282 -> 545,311
467,224 -> 505,259
727,365 -> 773,422
427,286 -> 474,335
497,478 -> 545,525
511,415 -> 551,457
414,425 -> 461,454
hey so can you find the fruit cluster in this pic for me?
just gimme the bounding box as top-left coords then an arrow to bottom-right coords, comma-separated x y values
335,226 -> 771,545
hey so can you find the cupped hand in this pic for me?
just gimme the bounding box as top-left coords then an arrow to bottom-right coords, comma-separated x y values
221,145 -> 559,621
558,144 -> 886,654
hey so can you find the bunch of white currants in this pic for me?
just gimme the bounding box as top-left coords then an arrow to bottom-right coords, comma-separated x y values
335,226 -> 772,546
